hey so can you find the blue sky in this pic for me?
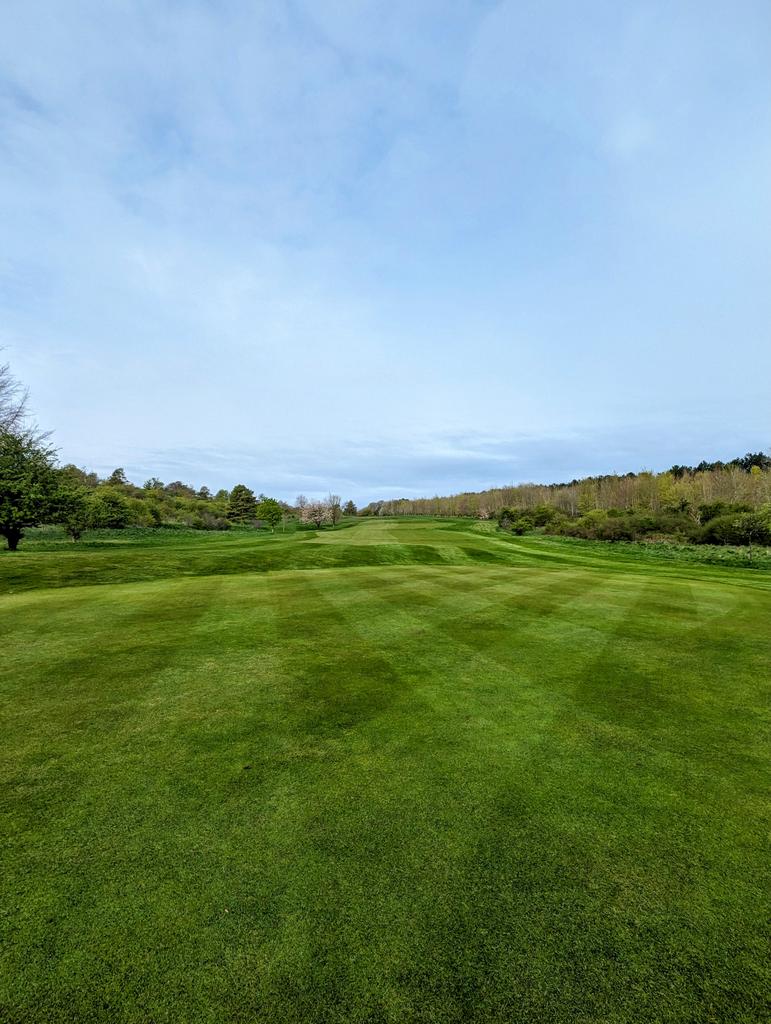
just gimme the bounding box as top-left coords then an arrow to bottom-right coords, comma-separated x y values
2,1 -> 769,502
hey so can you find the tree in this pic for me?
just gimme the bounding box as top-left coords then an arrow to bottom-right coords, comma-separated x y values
164,480 -> 196,498
88,489 -> 133,529
61,464 -> 98,489
327,493 -> 342,527
256,496 -> 282,532
300,501 -> 330,528
736,452 -> 771,472
0,359 -> 29,436
0,432 -> 60,550
107,468 -> 129,487
57,484 -> 91,541
0,358 -> 49,445
343,499 -> 357,516
227,484 -> 257,523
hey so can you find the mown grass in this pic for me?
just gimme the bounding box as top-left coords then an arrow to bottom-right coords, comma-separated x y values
1,519 -> 769,1022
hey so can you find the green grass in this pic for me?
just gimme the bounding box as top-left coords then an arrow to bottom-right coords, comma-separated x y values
1,519 -> 769,1022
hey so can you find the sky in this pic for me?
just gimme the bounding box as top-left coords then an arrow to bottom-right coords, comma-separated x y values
1,0 -> 769,503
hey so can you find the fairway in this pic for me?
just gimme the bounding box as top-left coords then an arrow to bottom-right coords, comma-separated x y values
1,519 -> 769,1023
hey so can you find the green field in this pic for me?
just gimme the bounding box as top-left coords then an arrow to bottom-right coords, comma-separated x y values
1,518 -> 769,1023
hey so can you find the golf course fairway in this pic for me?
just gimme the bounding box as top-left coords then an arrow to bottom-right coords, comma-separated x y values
1,518 -> 769,1023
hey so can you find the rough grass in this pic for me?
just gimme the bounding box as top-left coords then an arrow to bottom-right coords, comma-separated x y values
1,519 -> 769,1022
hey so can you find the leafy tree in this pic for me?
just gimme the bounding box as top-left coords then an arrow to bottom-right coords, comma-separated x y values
227,484 -> 257,523
57,484 -> 91,541
735,452 -> 771,472
256,496 -> 282,532
61,464 -> 99,489
88,489 -> 133,529
144,500 -> 163,527
164,480 -> 196,498
144,477 -> 164,490
107,468 -> 129,487
343,500 -> 357,516
0,432 -> 60,550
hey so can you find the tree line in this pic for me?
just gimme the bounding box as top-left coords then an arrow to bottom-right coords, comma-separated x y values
359,451 -> 771,549
0,361 -> 356,551
361,456 -> 771,523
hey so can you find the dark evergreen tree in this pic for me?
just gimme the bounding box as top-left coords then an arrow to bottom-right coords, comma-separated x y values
227,484 -> 257,523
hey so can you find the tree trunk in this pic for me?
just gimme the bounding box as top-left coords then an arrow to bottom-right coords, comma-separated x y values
5,528 -> 22,551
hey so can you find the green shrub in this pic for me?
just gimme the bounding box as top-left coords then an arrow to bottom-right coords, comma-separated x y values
700,509 -> 771,546
190,511 -> 231,531
88,489 -> 133,529
550,509 -> 699,543
698,501 -> 752,524
498,508 -> 534,534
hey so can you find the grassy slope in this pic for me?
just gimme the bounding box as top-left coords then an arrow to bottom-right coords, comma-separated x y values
1,520 -> 769,1023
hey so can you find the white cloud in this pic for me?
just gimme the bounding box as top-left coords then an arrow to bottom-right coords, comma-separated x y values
1,1 -> 769,500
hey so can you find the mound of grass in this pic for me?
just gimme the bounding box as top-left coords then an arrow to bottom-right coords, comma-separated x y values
1,519 -> 769,1022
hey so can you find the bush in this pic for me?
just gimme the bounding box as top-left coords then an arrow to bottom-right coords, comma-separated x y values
499,505 -> 568,534
700,510 -> 771,546
88,489 -> 133,529
190,511 -> 231,531
698,501 -> 751,524
550,509 -> 699,543
530,504 -> 563,527
498,508 -> 533,534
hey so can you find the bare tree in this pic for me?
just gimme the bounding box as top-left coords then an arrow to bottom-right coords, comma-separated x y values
0,360 -> 29,435
327,493 -> 342,527
0,359 -> 46,442
295,494 -> 308,510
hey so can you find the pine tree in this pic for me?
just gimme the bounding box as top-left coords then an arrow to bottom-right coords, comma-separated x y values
227,484 -> 257,523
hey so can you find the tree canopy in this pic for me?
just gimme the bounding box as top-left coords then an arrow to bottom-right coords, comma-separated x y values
0,432 -> 60,550
227,484 -> 258,523
256,496 -> 282,531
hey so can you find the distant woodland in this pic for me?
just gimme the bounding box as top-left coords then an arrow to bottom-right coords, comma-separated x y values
2,359 -> 769,550
362,454 -> 771,547
362,454 -> 771,519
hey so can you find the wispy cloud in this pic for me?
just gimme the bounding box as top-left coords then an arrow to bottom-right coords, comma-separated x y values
2,1 -> 769,502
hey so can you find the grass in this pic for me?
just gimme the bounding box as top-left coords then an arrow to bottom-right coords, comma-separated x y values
1,518 -> 769,1022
